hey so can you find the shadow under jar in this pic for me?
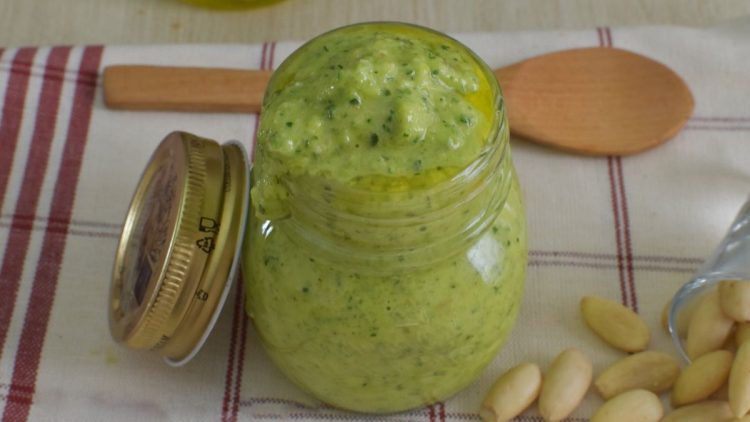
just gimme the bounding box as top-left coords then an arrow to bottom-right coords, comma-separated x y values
243,22 -> 528,413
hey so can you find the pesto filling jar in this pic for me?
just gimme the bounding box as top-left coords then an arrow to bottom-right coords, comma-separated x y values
244,22 -> 528,412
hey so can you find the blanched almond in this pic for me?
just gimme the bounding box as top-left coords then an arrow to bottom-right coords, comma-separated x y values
686,289 -> 736,360
590,389 -> 662,422
580,296 -> 650,352
661,400 -> 733,422
480,363 -> 542,422
671,349 -> 733,407
538,348 -> 592,422
729,340 -> 750,418
720,280 -> 750,322
594,350 -> 680,399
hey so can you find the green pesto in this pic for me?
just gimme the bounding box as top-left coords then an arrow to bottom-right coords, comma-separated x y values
243,23 -> 527,413
252,23 -> 493,219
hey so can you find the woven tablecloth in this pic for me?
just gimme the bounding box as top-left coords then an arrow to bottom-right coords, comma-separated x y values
1,19 -> 750,422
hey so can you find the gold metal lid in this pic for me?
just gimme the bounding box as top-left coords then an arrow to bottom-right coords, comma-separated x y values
109,131 -> 250,365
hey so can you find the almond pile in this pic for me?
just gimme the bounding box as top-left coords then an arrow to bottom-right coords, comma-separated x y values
480,279 -> 750,422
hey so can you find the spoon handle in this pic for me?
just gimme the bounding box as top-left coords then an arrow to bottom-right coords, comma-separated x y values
103,64 -> 517,114
103,65 -> 272,113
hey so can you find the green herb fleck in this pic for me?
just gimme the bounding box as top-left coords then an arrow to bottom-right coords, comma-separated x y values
370,133 -> 379,146
263,255 -> 277,266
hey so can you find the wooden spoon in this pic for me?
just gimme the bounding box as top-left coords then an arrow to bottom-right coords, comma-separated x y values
103,47 -> 694,156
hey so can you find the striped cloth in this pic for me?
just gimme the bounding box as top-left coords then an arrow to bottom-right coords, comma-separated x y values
1,21 -> 750,422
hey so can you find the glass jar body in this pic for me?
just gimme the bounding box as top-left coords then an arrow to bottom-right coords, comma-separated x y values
243,22 -> 528,413
243,168 -> 526,413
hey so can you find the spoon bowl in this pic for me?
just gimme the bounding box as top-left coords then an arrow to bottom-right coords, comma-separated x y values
103,47 -> 694,156
495,48 -> 694,155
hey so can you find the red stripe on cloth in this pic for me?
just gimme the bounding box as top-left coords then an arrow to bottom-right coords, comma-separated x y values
606,29 -> 639,312
598,28 -> 635,310
690,116 -> 750,123
260,41 -> 269,82
0,221 -> 118,239
231,289 -> 249,419
221,282 -> 245,422
615,157 -> 638,312
604,27 -> 613,48
684,125 -> 750,132
2,45 -> 102,422
429,404 -> 436,422
0,213 -> 121,229
222,41 -> 269,422
607,157 -> 629,307
0,47 -> 68,367
1,397 -> 31,407
596,27 -> 612,48
529,250 -> 702,264
268,42 -> 277,69
439,402 -> 446,422
0,48 -> 36,215
529,259 -> 697,274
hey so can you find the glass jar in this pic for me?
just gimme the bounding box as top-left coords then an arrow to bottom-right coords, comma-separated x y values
243,23 -> 528,413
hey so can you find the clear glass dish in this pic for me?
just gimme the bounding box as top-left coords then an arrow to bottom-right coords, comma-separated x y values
668,196 -> 750,362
